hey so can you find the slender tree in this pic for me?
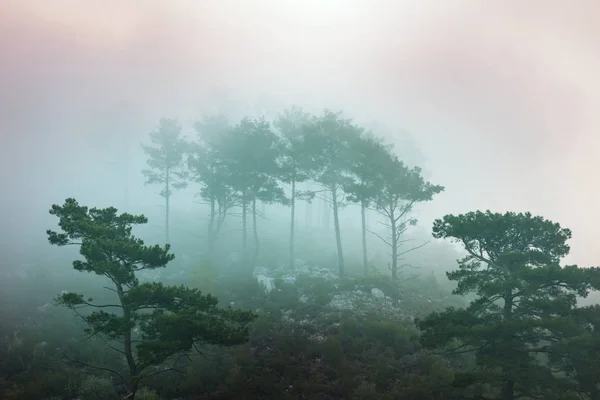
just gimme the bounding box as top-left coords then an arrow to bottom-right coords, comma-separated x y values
371,157 -> 444,280
218,117 -> 281,262
344,132 -> 395,275
190,115 -> 238,263
274,106 -> 316,270
141,118 -> 188,244
47,198 -> 256,400
304,110 -> 362,278
250,176 -> 288,265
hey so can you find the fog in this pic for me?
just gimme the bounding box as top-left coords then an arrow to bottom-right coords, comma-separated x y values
1,0 -> 600,267
4,3 -> 600,398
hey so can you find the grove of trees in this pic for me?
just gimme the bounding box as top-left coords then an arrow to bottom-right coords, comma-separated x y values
13,105 -> 596,400
142,107 -> 444,280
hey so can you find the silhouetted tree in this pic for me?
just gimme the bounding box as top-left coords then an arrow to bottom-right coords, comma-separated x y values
418,211 -> 600,399
304,110 -> 362,278
47,198 -> 256,400
219,117 -> 282,264
190,115 -> 238,263
141,118 -> 189,244
344,132 -> 394,275
274,106 -> 316,270
371,157 -> 443,280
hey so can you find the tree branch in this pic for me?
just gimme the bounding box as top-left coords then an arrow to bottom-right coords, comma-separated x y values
396,241 -> 429,257
367,228 -> 393,247
62,352 -> 124,381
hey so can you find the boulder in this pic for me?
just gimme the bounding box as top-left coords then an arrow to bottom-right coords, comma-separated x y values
371,287 -> 385,299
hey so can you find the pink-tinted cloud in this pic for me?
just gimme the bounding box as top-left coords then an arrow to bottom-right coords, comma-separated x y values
1,0 -> 600,264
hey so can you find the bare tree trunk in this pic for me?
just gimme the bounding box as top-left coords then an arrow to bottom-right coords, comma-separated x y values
165,173 -> 170,245
207,197 -> 216,263
241,190 -> 247,255
331,185 -> 344,278
305,182 -> 312,227
361,201 -> 368,275
324,190 -> 331,231
117,285 -> 139,400
252,197 -> 259,265
289,177 -> 296,270
390,207 -> 398,280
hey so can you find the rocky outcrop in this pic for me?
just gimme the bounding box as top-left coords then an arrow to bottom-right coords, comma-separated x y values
250,261 -> 415,323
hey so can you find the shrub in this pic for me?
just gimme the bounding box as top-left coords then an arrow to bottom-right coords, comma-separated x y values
78,376 -> 118,400
135,387 -> 162,400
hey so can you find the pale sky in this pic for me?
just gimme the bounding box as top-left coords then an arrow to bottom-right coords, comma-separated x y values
1,0 -> 599,265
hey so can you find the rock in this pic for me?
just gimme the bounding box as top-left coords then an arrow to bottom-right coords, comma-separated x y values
252,266 -> 270,278
309,333 -> 326,342
371,288 -> 385,299
329,294 -> 354,310
256,274 -> 276,294
322,272 -> 338,281
298,265 -> 311,275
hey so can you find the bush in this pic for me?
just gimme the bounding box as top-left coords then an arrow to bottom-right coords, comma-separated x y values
78,376 -> 118,400
135,387 -> 162,400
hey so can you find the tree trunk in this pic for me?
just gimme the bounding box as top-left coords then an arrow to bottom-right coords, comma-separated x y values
331,185 -> 344,278
117,284 -> 139,400
165,172 -> 170,244
501,290 -> 515,400
305,182 -> 312,227
361,201 -> 368,276
289,176 -> 296,270
242,190 -> 247,255
317,188 -> 323,228
390,207 -> 398,280
207,197 -> 216,263
252,197 -> 259,265
324,190 -> 331,231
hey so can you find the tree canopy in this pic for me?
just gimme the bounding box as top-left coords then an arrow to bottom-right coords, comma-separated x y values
47,198 -> 256,399
139,108 -> 443,281
418,211 -> 600,399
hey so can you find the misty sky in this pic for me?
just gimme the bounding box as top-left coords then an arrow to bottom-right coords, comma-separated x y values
1,0 -> 599,266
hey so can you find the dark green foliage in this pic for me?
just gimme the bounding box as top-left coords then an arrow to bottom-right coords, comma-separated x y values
8,100 -> 600,400
46,198 -> 256,399
419,210 -> 600,399
163,311 -> 449,400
